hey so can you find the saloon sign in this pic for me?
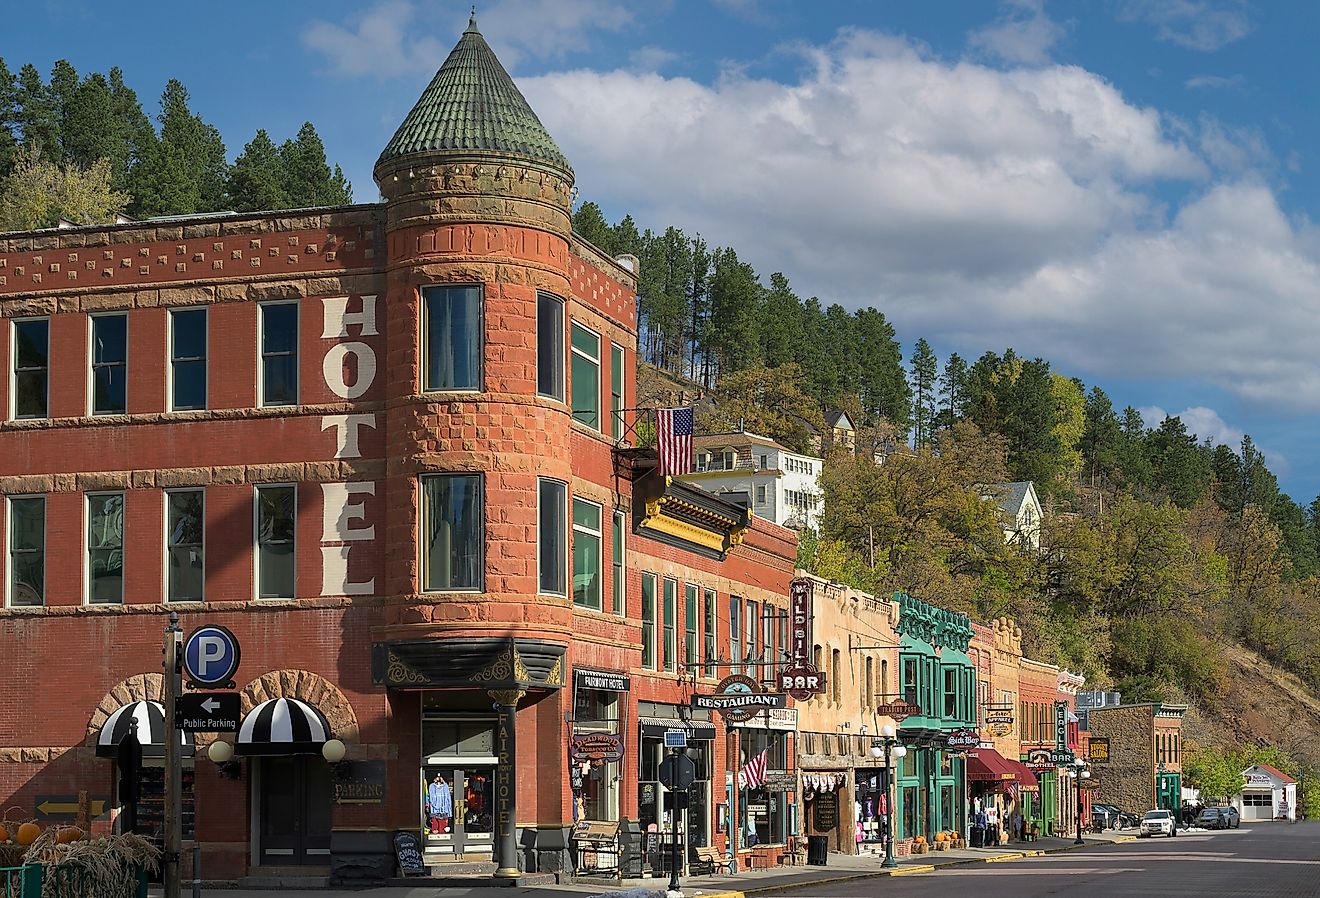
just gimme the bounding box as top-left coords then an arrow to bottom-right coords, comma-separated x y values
944,729 -> 980,750
692,674 -> 787,723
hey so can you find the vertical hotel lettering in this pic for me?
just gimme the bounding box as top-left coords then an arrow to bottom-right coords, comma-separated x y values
319,295 -> 379,596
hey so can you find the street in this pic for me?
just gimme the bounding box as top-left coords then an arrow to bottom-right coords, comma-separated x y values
774,823 -> 1320,898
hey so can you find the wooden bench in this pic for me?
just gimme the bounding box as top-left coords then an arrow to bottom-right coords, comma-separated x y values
691,846 -> 728,875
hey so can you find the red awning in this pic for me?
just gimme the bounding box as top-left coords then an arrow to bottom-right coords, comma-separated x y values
1008,760 -> 1039,789
966,748 -> 1018,782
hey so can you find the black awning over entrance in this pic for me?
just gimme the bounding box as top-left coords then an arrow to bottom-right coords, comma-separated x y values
372,636 -> 567,690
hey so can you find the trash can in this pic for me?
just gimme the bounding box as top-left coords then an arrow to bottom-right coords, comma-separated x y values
970,826 -> 985,848
806,835 -> 829,866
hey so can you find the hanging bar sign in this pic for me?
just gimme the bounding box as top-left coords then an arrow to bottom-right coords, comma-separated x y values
789,578 -> 813,668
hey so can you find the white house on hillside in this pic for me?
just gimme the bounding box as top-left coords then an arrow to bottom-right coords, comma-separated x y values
682,431 -> 824,531
984,481 -> 1043,550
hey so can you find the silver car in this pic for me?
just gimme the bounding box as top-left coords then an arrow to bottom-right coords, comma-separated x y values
1140,809 -> 1178,837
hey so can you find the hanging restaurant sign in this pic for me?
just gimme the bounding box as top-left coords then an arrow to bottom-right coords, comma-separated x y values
692,674 -> 787,723
569,732 -> 625,765
874,699 -> 921,721
944,729 -> 980,750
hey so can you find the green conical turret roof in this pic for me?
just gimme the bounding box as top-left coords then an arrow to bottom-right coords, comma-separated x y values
376,13 -> 572,174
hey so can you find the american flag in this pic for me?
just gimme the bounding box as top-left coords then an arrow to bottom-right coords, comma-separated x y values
656,407 -> 695,476
738,748 -> 769,791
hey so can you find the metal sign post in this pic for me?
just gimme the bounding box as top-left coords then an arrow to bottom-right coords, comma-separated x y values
163,612 -> 183,898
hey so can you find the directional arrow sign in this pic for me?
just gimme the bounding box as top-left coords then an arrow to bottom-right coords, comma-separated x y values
36,797 -> 108,819
175,691 -> 241,732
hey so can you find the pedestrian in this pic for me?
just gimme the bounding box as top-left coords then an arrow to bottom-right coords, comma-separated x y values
986,803 -> 1000,846
1011,809 -> 1022,842
972,806 -> 987,848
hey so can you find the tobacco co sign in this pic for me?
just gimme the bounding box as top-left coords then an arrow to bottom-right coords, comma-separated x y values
691,674 -> 787,723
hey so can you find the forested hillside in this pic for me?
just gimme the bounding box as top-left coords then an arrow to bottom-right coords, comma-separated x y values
576,200 -> 1320,786
0,58 -> 352,231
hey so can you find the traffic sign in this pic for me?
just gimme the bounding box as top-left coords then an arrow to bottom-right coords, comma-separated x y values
659,754 -> 697,790
183,625 -> 241,687
175,692 -> 241,732
664,729 -> 688,749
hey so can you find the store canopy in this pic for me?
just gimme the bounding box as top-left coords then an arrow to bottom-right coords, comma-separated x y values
966,747 -> 1019,782
236,698 -> 331,756
1008,760 -> 1039,789
96,700 -> 193,759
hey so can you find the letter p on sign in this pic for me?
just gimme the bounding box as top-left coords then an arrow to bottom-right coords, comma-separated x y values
184,625 -> 241,687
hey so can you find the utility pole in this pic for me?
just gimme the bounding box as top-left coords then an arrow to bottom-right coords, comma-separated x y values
668,745 -> 681,895
163,612 -> 183,898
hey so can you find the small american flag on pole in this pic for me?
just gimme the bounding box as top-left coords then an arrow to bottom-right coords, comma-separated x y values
738,748 -> 769,791
656,407 -> 695,476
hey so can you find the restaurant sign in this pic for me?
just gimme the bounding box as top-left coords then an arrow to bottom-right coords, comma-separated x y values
569,732 -> 625,765
944,729 -> 980,750
692,674 -> 787,723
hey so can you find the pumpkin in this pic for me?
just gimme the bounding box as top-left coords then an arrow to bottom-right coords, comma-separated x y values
934,831 -> 948,842
914,835 -> 927,845
56,826 -> 83,844
16,822 -> 40,846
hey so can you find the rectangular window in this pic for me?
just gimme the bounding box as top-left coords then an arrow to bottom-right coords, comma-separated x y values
423,285 -> 481,391
421,474 -> 483,591
572,498 -> 602,609
169,308 -> 207,411
902,656 -> 919,705
87,492 -> 124,604
729,596 -> 742,674
755,485 -> 766,505
642,573 -> 657,670
763,606 -> 774,665
610,343 -> 625,440
166,489 -> 204,601
703,588 -> 717,678
746,600 -> 758,664
612,509 -> 625,615
943,668 -> 958,719
7,496 -> 44,606
662,577 -> 677,673
259,302 -> 298,406
570,322 -> 600,429
12,318 -> 49,419
255,484 -> 296,599
685,584 -> 698,668
90,314 -> 127,415
538,479 -> 567,595
537,292 -> 564,400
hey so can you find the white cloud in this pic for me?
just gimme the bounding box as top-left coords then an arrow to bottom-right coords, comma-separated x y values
518,27 -> 1320,420
1140,405 -> 1242,446
1185,73 -> 1244,89
628,46 -> 680,73
302,0 -> 447,78
968,0 -> 1067,65
1117,0 -> 1254,52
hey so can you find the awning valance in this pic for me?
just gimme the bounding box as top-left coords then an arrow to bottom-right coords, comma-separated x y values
236,698 -> 330,756
97,700 -> 193,759
966,747 -> 1018,782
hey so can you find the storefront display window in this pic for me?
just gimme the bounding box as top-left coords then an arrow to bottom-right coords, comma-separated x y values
638,733 -> 712,865
740,731 -> 789,846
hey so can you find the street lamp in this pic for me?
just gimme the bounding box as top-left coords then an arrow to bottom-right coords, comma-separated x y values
870,724 -> 907,869
1064,759 -> 1090,845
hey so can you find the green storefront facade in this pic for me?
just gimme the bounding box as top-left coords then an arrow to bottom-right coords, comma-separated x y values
892,593 -> 976,841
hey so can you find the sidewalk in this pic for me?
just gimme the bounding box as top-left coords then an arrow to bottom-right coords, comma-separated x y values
148,830 -> 1137,898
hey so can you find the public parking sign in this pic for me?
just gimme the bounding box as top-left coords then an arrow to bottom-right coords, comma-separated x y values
175,692 -> 241,732
183,625 -> 241,688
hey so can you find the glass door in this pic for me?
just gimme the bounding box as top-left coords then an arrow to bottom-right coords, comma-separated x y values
423,766 -> 495,860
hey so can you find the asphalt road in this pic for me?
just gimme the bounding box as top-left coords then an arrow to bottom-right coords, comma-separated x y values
774,822 -> 1320,898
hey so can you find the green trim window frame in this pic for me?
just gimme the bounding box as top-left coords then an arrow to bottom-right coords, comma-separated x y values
87,492 -> 125,605
685,584 -> 698,668
538,479 -> 567,596
12,318 -> 50,420
421,473 -> 483,592
703,588 -> 717,678
746,599 -> 758,667
90,313 -> 128,415
169,308 -> 207,411
422,284 -> 482,391
255,484 -> 296,599
165,488 -> 205,602
572,497 -> 603,610
729,596 -> 742,674
259,301 -> 299,407
537,292 -> 565,400
642,572 -> 657,670
901,656 -> 919,705
570,321 -> 600,429
943,668 -> 958,719
611,509 -> 625,615
662,577 -> 677,673
6,495 -> 44,607
610,342 -> 625,440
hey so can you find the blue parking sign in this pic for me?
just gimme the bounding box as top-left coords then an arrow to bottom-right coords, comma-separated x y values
183,625 -> 241,687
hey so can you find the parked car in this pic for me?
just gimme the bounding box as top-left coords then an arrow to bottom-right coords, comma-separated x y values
1196,806 -> 1241,830
1140,809 -> 1178,837
1092,805 -> 1119,830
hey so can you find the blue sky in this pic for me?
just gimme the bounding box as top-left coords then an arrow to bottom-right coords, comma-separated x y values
10,0 -> 1320,503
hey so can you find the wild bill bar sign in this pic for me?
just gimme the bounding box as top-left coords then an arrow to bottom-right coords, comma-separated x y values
692,674 -> 787,723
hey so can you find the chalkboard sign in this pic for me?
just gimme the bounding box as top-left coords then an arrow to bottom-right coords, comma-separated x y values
393,831 -> 426,877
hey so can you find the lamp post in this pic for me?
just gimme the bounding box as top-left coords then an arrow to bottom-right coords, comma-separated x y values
870,724 -> 908,869
1065,759 -> 1090,845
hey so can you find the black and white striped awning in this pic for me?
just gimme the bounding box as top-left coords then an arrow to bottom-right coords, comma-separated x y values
96,700 -> 194,759
236,698 -> 331,756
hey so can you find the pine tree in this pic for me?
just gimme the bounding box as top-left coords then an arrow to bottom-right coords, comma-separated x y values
227,129 -> 289,212
280,122 -> 351,207
47,59 -> 78,159
688,235 -> 712,384
133,79 -> 228,214
571,201 -> 613,252
937,352 -> 968,428
854,308 -> 910,434
106,68 -> 155,193
0,58 -> 17,179
1080,386 -> 1121,486
909,338 -> 938,449
707,246 -> 761,377
15,64 -> 58,160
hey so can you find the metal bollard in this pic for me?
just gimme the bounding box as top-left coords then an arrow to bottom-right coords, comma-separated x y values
192,844 -> 201,898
